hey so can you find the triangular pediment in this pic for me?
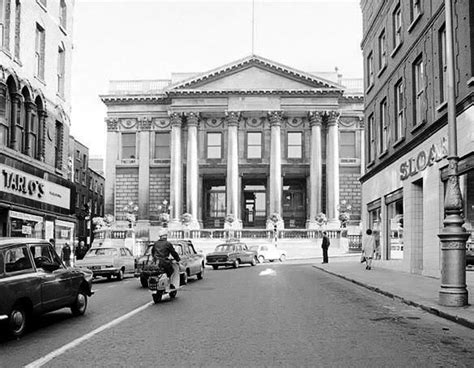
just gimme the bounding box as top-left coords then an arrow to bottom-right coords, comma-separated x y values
167,55 -> 344,93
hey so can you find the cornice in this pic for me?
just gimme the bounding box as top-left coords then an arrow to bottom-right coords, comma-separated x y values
100,94 -> 170,104
167,89 -> 341,97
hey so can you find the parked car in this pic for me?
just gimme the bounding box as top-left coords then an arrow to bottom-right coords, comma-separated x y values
76,245 -> 135,281
206,242 -> 258,269
249,244 -> 287,263
0,238 -> 94,338
135,240 -> 204,288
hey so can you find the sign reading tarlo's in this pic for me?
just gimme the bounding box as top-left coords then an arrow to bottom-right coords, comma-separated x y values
0,164 -> 71,210
399,137 -> 448,180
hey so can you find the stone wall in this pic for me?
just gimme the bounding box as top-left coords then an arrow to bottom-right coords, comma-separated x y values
339,171 -> 362,223
150,167 -> 170,221
115,168 -> 139,221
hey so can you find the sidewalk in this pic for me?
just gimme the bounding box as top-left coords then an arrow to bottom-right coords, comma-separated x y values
313,259 -> 474,329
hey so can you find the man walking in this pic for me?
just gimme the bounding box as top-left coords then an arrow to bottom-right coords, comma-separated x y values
321,231 -> 330,264
61,242 -> 72,267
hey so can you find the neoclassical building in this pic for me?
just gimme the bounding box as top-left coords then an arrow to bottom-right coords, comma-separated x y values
101,55 -> 364,230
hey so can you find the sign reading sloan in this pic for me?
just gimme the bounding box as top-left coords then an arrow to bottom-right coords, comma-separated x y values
0,164 -> 71,210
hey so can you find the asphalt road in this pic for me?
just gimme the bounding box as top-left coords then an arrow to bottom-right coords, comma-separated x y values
1,261 -> 474,368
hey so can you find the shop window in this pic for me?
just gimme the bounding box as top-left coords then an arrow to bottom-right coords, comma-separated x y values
340,131 -> 356,158
394,79 -> 404,142
387,194 -> 404,260
287,132 -> 302,159
10,211 -> 43,238
154,132 -> 170,159
207,132 -> 222,159
247,132 -> 261,159
121,132 -> 136,159
413,55 -> 425,126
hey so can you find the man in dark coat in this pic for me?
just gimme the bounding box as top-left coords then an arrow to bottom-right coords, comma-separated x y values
321,231 -> 330,264
152,230 -> 181,288
61,243 -> 72,267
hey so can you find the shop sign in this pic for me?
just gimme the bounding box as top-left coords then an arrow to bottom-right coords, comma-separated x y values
399,137 -> 448,180
10,210 -> 43,223
0,164 -> 71,210
22,225 -> 32,235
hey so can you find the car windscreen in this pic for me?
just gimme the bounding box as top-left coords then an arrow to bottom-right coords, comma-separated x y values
85,248 -> 118,257
215,244 -> 234,252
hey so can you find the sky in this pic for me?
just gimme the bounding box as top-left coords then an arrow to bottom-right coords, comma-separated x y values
70,0 -> 363,158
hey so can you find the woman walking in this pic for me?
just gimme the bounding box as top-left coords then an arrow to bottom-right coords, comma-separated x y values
362,229 -> 376,270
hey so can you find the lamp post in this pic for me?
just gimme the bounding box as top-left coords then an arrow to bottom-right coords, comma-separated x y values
438,0 -> 470,307
124,201 -> 139,228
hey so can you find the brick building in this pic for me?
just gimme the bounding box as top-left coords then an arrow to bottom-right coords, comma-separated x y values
101,55 -> 364,231
0,0 -> 75,253
360,1 -> 474,276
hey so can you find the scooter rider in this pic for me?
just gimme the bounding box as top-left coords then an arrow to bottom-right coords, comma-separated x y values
152,229 -> 181,289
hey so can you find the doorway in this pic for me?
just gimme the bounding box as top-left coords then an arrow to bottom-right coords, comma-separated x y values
242,181 -> 266,228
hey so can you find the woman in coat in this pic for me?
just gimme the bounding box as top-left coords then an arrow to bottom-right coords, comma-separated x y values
362,229 -> 376,270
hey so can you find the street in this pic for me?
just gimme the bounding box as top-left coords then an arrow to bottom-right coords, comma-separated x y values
1,261 -> 474,368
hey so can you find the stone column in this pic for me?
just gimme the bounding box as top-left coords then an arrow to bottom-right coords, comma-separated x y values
9,93 -> 21,150
24,101 -> 35,156
38,110 -> 47,162
307,111 -> 323,229
267,111 -> 284,229
185,112 -> 200,229
137,117 -> 151,226
169,112 -> 183,228
326,111 -> 341,228
225,111 -> 242,229
104,118 -> 119,216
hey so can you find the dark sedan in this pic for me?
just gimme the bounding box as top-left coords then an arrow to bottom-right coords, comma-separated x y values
0,238 -> 94,338
206,242 -> 258,269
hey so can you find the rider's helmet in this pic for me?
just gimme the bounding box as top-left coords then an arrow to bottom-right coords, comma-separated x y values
158,229 -> 168,239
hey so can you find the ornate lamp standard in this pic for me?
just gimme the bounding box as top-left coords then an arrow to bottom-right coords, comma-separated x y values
438,0 -> 470,307
123,201 -> 139,229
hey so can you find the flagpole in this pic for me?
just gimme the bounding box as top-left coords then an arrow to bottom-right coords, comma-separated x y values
252,0 -> 255,54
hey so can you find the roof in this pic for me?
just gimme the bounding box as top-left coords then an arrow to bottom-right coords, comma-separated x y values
0,238 -> 51,248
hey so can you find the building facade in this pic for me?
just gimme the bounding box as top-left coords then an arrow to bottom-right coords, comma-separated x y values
0,0 -> 75,253
360,0 -> 474,276
101,56 -> 364,231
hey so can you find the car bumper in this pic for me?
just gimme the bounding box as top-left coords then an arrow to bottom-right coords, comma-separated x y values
90,268 -> 120,276
206,260 -> 233,266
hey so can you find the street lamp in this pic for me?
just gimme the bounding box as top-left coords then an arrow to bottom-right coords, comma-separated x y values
437,0 -> 470,307
123,201 -> 139,228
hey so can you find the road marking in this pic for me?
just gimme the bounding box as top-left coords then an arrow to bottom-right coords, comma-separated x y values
24,301 -> 153,368
259,268 -> 276,276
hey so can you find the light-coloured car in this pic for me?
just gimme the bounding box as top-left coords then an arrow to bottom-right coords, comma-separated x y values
76,246 -> 135,280
249,244 -> 287,263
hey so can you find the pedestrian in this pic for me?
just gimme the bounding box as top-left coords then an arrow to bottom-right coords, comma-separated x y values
321,231 -> 330,264
61,242 -> 72,267
362,229 -> 376,270
75,240 -> 86,260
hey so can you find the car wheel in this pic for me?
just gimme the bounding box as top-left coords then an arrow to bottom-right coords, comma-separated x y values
140,275 -> 148,288
169,290 -> 177,299
197,265 -> 204,280
152,291 -> 163,304
8,304 -> 27,338
251,257 -> 257,266
180,272 -> 188,286
233,259 -> 240,268
212,265 -> 219,270
71,289 -> 88,316
116,269 -> 124,281
258,255 -> 265,264
279,254 -> 287,262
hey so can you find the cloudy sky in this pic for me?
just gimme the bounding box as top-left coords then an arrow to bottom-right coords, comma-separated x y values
70,0 -> 363,158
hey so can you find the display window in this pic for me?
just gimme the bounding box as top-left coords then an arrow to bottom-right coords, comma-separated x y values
54,220 -> 75,255
387,198 -> 404,260
367,200 -> 382,259
9,211 -> 44,239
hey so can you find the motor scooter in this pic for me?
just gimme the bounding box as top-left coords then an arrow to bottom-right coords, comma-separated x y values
147,260 -> 180,303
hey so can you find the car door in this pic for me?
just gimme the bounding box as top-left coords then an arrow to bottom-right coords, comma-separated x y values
120,248 -> 133,274
123,248 -> 135,273
241,244 -> 253,263
31,243 -> 74,311
186,242 -> 200,275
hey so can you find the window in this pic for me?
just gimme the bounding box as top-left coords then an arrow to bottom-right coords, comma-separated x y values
439,25 -> 447,104
378,30 -> 386,70
74,168 -> 78,182
4,246 -> 33,273
35,24 -> 45,80
393,4 -> 402,48
121,133 -> 136,159
287,132 -> 302,159
59,0 -> 67,30
207,132 -> 221,159
15,94 -> 24,153
54,121 -> 63,170
208,184 -> 226,218
410,0 -> 421,22
368,114 -> 375,162
27,108 -> 39,158
247,132 -> 261,159
367,52 -> 374,86
57,45 -> 65,97
394,79 -> 404,141
82,154 -> 87,168
154,132 -> 170,159
13,0 -> 19,59
340,131 -> 356,158
1,0 -> 11,50
413,56 -> 425,126
0,85 -> 9,146
379,99 -> 388,154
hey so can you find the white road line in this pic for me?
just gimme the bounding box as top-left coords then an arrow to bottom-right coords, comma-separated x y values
24,301 -> 153,368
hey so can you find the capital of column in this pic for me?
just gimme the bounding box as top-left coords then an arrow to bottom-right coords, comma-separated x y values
169,112 -> 183,127
11,92 -> 22,103
185,111 -> 200,127
105,118 -> 119,131
268,111 -> 283,127
308,111 -> 324,127
325,111 -> 340,127
225,111 -> 240,127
